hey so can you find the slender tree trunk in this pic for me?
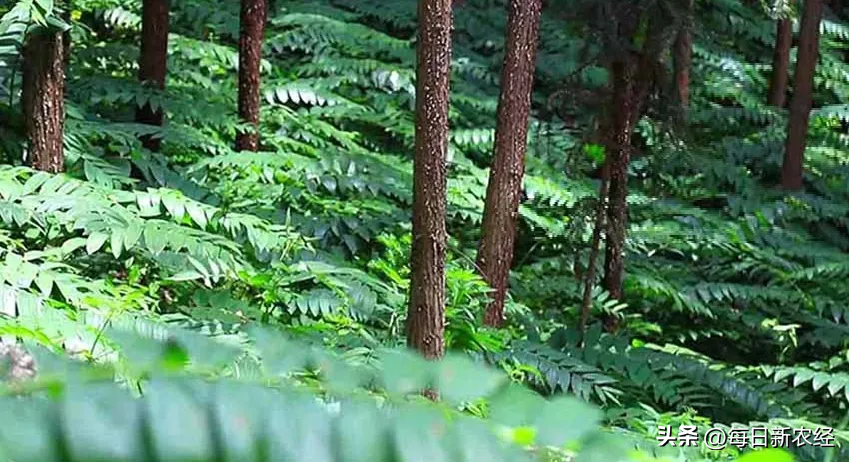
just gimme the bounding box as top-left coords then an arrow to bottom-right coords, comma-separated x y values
236,0 -> 268,152
476,0 -> 543,328
579,162 -> 609,332
601,55 -> 638,309
673,0 -> 694,110
601,16 -> 666,311
768,19 -> 793,107
595,8 -> 676,331
782,0 -> 824,191
136,0 -> 170,152
406,0 -> 453,360
22,30 -> 65,173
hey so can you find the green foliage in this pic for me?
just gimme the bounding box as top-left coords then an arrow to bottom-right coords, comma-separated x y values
2,0 -> 849,460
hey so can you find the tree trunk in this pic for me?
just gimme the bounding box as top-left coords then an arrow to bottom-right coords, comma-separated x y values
236,0 -> 268,152
22,30 -> 65,173
601,15 -> 665,310
768,19 -> 793,107
782,0 -> 823,191
601,55 -> 638,308
579,161 -> 609,332
476,0 -> 542,328
406,0 -> 453,360
673,0 -> 694,110
628,13 -> 677,128
136,0 -> 170,152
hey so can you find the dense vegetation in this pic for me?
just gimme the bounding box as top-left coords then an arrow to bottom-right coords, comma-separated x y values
3,0 -> 849,460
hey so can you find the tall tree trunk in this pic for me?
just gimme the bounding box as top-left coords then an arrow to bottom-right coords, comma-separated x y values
768,18 -> 793,107
406,0 -> 453,360
782,0 -> 824,191
22,29 -> 65,173
236,0 -> 268,152
673,0 -> 694,110
601,14 -> 668,312
601,55 -> 638,309
476,0 -> 542,328
136,0 -> 170,152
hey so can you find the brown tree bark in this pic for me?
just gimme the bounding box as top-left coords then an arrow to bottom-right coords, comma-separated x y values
673,0 -> 694,110
22,29 -> 65,173
768,19 -> 793,107
601,55 -> 638,309
406,0 -> 453,360
236,0 -> 268,152
601,13 -> 668,312
476,0 -> 543,328
136,0 -> 170,152
782,0 -> 824,191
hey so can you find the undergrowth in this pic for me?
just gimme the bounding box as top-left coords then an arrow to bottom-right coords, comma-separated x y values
2,0 -> 849,460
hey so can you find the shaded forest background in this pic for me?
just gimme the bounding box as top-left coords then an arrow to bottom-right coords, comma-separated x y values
3,0 -> 849,460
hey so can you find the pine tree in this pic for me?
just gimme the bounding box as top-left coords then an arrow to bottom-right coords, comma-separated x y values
236,0 -> 268,152
782,0 -> 824,190
22,27 -> 65,173
406,0 -> 453,360
476,0 -> 543,328
136,0 -> 170,152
